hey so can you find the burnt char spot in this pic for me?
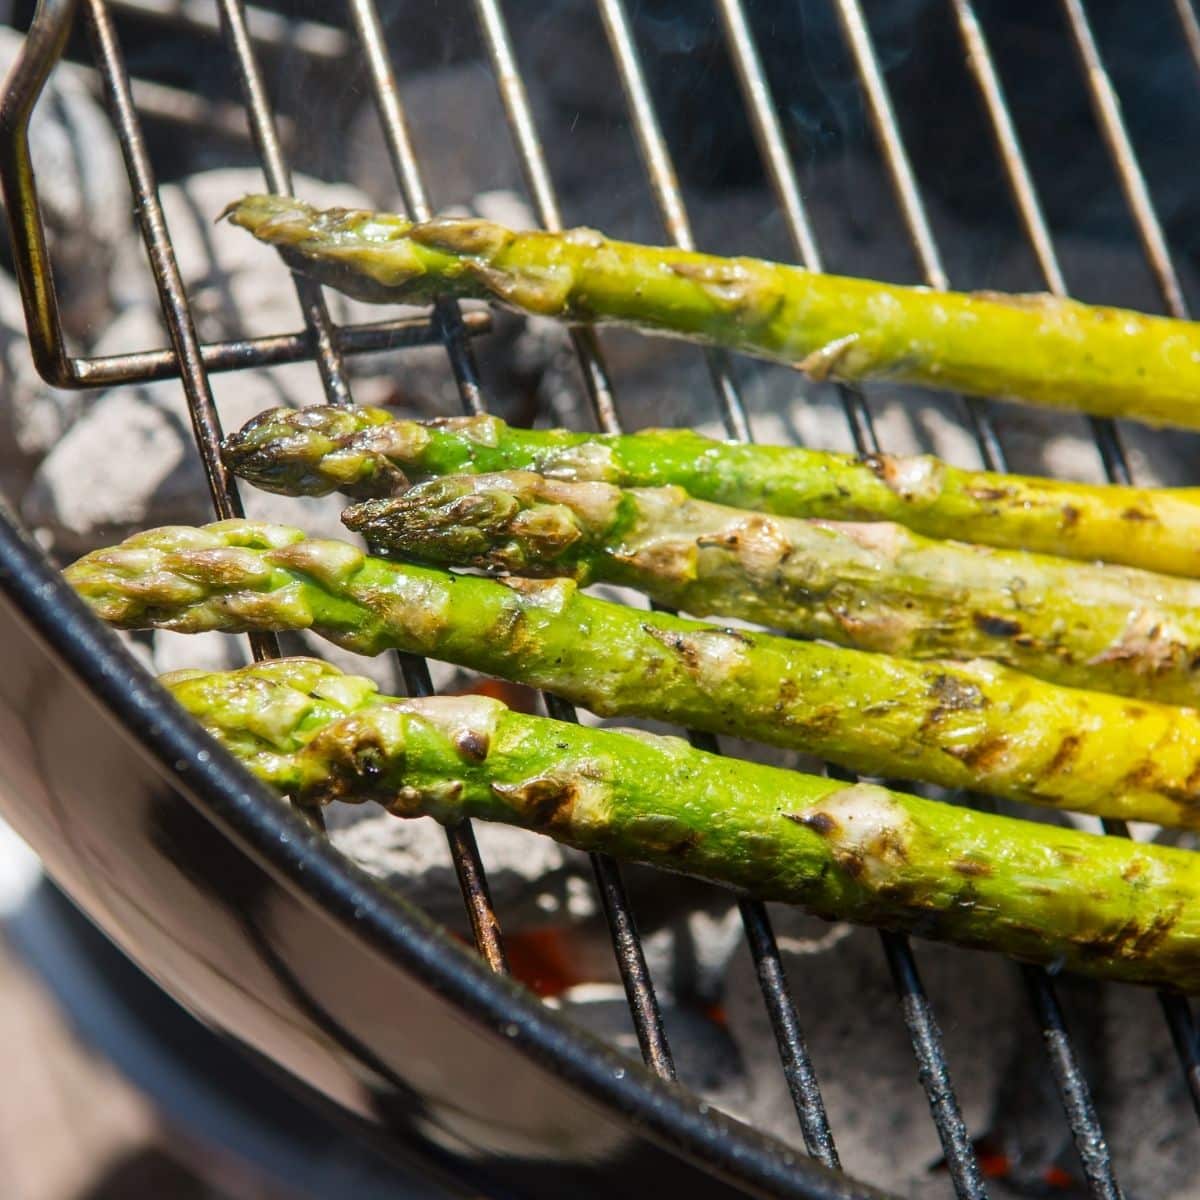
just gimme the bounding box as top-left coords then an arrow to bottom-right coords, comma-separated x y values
953,858 -> 993,878
1124,705 -> 1148,721
1045,734 -> 1082,777
861,452 -> 888,482
776,679 -> 799,708
1061,504 -> 1081,527
924,674 -> 987,728
836,851 -> 866,880
1078,909 -> 1179,959
797,705 -> 841,736
454,729 -> 490,763
973,613 -> 1023,639
965,485 -> 1011,502
667,832 -> 702,856
1122,859 -> 1146,882
495,776 -> 578,827
491,605 -> 529,652
1121,761 -> 1160,793
641,624 -> 700,671
786,810 -> 838,835
1122,507 -> 1154,522
948,734 -> 1009,771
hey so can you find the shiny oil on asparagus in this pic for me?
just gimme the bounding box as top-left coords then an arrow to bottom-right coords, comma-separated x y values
64,520 -> 1200,828
343,471 -> 1200,705
222,405 -> 1200,579
165,657 -> 1200,994
226,194 -> 1200,431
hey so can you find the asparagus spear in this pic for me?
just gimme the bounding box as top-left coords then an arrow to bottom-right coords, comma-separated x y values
167,657 -> 1200,994
66,520 -> 1200,829
226,194 -> 1200,430
342,471 -> 1200,705
222,405 -> 1200,580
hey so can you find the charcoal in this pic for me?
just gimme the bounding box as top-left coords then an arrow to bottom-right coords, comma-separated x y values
328,809 -> 597,935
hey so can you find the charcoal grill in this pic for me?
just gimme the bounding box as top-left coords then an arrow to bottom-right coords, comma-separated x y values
1,1 -> 1199,1197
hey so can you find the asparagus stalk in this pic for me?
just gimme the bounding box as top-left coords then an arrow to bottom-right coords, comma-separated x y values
222,405 -> 1200,580
226,194 -> 1200,430
66,520 -> 1200,829
343,472 -> 1200,705
163,657 -> 1200,993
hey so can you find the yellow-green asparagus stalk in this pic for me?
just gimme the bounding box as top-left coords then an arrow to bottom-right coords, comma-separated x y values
222,406 -> 1200,580
66,520 -> 1200,828
226,194 -> 1200,431
342,471 -> 1200,705
165,657 -> 1200,993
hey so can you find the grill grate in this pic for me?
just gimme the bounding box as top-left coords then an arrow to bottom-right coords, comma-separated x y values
4,1 -> 1200,1197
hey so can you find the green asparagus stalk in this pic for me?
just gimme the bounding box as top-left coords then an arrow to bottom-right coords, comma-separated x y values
66,520 -> 1200,829
221,405 -> 1200,580
342,471 -> 1200,705
163,656 -> 1200,993
226,194 -> 1200,430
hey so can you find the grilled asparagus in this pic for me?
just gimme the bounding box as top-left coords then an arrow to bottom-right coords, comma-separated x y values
66,520 -> 1200,828
226,194 -> 1200,430
222,405 -> 1200,580
165,657 -> 1200,994
343,471 -> 1200,705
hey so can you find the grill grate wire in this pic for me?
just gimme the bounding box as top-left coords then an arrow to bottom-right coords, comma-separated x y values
3,1 -> 1200,1196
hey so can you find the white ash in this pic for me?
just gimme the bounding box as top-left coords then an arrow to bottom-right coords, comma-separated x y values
328,809 -> 596,933
0,275 -> 80,497
0,28 -> 126,340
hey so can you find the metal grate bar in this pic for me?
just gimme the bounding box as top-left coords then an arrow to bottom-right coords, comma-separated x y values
468,0 -> 679,1081
79,0 -> 286,664
595,0 -> 749,445
204,0 -> 508,974
67,313 -> 489,386
833,0 -> 1004,479
827,3 -> 1129,1193
1161,993 -> 1200,1121
953,0 -> 1200,1127
947,0 -> 1132,486
879,932 -> 985,1199
739,897 -> 840,1169
594,0 -> 845,1144
1176,0 -> 1200,77
214,0 -> 351,407
693,3 -> 987,1189
1021,966 -> 1120,1200
1062,0 -> 1188,320
714,0 -> 877,455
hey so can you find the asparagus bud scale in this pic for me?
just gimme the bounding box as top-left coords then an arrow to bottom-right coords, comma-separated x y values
65,520 -> 1200,829
164,658 -> 1200,993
